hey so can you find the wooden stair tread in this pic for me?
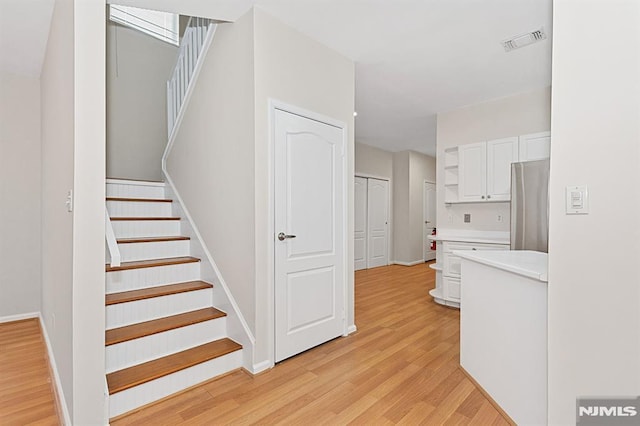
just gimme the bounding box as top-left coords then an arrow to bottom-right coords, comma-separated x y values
106,256 -> 200,272
107,197 -> 173,203
107,338 -> 242,394
105,308 -> 225,346
117,236 -> 190,244
106,281 -> 213,305
110,217 -> 181,221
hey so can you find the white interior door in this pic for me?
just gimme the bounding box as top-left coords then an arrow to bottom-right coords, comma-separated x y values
354,177 -> 367,271
274,108 -> 345,363
423,181 -> 436,261
367,178 -> 389,268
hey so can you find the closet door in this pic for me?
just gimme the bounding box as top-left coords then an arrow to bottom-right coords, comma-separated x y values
367,178 -> 389,268
354,177 -> 367,271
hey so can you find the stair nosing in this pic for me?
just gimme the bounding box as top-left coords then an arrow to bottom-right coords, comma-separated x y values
107,197 -> 173,203
116,236 -> 190,244
106,281 -> 213,305
106,338 -> 242,394
105,307 -> 226,346
106,256 -> 200,272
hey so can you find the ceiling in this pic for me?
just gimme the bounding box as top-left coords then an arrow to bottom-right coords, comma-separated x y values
1,0 -> 552,157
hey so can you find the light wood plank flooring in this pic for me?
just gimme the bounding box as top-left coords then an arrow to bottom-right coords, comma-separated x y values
0,318 -> 59,425
112,263 -> 510,425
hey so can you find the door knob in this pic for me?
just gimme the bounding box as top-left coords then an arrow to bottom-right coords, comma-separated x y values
278,232 -> 297,241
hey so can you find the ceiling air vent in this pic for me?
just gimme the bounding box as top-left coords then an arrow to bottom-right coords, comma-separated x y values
502,27 -> 547,52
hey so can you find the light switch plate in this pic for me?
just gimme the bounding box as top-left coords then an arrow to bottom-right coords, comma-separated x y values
566,185 -> 589,214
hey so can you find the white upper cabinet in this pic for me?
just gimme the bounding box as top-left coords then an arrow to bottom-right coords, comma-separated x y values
446,131 -> 549,203
486,137 -> 519,201
458,142 -> 487,202
458,137 -> 518,202
519,131 -> 551,161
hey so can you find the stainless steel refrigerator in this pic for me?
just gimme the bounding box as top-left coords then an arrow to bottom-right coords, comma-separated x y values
510,159 -> 550,252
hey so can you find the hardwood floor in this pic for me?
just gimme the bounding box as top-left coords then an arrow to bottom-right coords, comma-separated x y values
113,263 -> 511,425
0,318 -> 59,425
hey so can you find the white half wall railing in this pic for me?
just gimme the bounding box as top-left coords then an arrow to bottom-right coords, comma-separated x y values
105,207 -> 121,268
166,17 -> 216,138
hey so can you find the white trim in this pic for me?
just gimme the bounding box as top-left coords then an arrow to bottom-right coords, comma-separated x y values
268,99 -> 350,366
251,360 -> 273,374
161,23 -> 217,171
106,178 -> 165,187
0,311 -> 39,323
39,314 -> 72,426
392,260 -> 425,266
347,324 -> 357,335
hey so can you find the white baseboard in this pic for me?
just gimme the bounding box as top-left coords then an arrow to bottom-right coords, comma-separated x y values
39,314 -> 72,426
251,360 -> 273,374
0,311 -> 39,323
392,260 -> 425,267
346,324 -> 357,335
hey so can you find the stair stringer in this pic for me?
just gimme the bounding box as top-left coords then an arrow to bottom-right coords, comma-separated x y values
162,180 -> 256,372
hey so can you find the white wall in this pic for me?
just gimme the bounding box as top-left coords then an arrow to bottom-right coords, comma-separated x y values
168,7 -> 354,369
253,7 -> 355,364
392,151 -> 410,263
0,72 -> 42,318
106,21 -> 177,181
548,0 -> 640,424
71,0 -> 106,423
392,150 -> 436,263
167,12 -> 257,337
355,142 -> 393,179
436,87 -> 551,231
41,0 -> 75,414
41,0 -> 106,422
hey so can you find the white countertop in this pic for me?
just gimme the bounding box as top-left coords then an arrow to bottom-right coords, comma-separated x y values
428,230 -> 510,245
453,250 -> 548,282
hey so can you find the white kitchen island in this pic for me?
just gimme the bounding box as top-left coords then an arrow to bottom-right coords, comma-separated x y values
455,250 -> 548,425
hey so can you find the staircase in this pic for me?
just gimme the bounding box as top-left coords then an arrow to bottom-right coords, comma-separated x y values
105,178 -> 242,419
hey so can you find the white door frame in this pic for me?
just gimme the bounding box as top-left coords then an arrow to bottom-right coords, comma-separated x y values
423,180 -> 436,262
267,99 -> 349,367
355,174 -> 392,269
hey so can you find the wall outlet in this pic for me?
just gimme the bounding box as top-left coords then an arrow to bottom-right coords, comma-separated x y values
464,213 -> 471,223
497,214 -> 503,223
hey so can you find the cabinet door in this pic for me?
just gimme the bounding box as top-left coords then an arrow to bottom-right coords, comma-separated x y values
486,137 -> 519,201
519,131 -> 550,161
458,142 -> 487,202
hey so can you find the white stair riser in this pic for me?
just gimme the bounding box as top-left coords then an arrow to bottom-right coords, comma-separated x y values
107,183 -> 165,199
109,349 -> 242,418
107,263 -> 200,293
106,318 -> 227,373
106,289 -> 213,329
112,220 -> 180,239
118,240 -> 190,262
107,200 -> 172,217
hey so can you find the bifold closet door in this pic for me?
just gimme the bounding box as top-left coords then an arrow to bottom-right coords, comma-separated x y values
354,177 -> 368,271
